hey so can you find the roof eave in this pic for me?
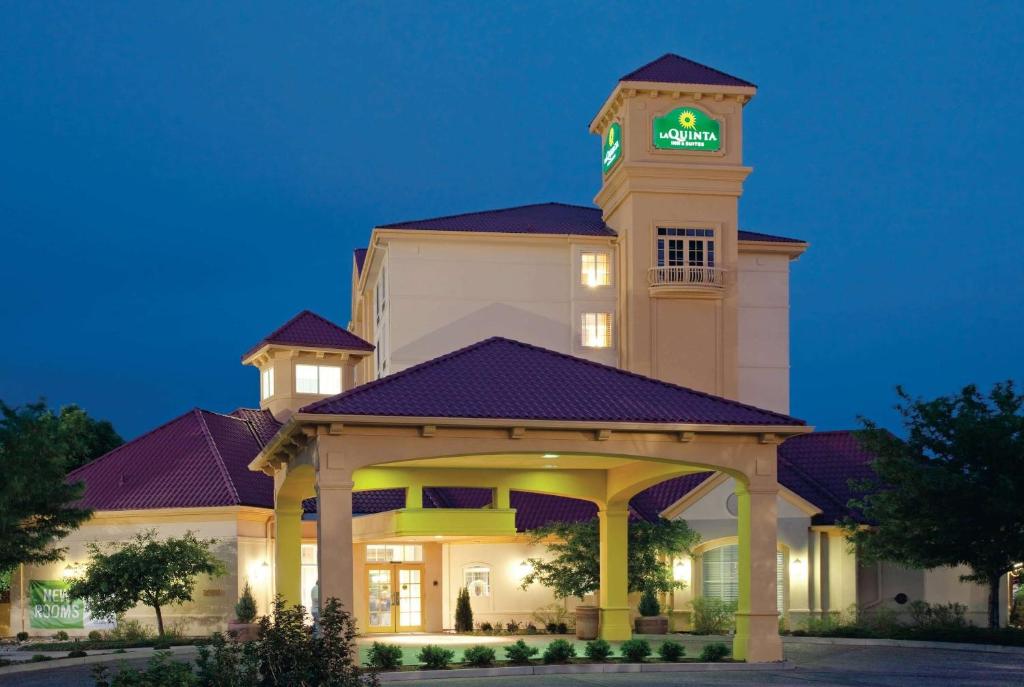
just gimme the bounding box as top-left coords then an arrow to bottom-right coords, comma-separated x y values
737,239 -> 810,259
241,343 -> 374,366
589,81 -> 758,133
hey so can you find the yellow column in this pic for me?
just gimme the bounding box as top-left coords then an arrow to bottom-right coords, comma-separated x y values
598,505 -> 631,640
406,483 -> 423,509
492,485 -> 510,510
317,482 -> 355,616
274,504 -> 303,608
733,479 -> 783,662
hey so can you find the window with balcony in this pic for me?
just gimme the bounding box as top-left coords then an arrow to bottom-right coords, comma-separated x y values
295,364 -> 342,395
581,312 -> 612,348
651,228 -> 722,287
580,252 -> 610,287
261,367 -> 274,400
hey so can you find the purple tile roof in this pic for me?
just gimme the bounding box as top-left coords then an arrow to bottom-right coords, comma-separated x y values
738,230 -> 806,244
303,337 -> 804,426
375,201 -> 803,244
243,310 -> 373,361
354,248 -> 367,275
620,53 -> 755,88
68,408 -> 280,511
378,202 -> 616,237
778,431 -> 875,525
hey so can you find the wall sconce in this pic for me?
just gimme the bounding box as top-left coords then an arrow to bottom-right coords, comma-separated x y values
673,558 -> 691,585
62,562 -> 81,579
790,557 -> 807,580
512,561 -> 533,584
250,560 -> 270,584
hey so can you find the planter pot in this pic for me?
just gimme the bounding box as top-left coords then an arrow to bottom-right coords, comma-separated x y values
575,605 -> 599,640
227,621 -> 260,642
634,615 -> 668,634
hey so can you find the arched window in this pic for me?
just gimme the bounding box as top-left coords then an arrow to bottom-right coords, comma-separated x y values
701,544 -> 785,612
464,565 -> 491,597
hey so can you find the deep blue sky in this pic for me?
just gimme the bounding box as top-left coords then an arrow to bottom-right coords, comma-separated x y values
2,2 -> 1022,439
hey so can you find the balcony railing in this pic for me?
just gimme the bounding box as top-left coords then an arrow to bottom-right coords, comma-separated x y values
648,265 -> 726,288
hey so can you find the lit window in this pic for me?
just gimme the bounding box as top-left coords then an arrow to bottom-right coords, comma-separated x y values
464,566 -> 490,597
366,544 -> 423,563
581,313 -> 612,348
295,364 -> 342,394
701,544 -> 784,611
261,367 -> 275,400
580,252 -> 610,287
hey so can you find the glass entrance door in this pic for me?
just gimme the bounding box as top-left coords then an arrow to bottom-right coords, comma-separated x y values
366,564 -> 424,632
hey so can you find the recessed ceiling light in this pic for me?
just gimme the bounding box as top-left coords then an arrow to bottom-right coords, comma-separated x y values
542,453 -> 559,459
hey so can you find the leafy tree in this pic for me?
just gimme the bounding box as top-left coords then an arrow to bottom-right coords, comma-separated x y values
453,586 -> 473,632
845,382 -> 1024,628
520,518 -> 699,599
68,530 -> 225,635
0,401 -> 93,574
55,403 -> 123,472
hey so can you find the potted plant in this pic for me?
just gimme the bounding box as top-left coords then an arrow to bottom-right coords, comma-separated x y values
634,589 -> 668,634
227,582 -> 259,641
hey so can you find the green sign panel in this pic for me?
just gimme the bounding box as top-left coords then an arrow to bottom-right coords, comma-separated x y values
29,580 -> 84,629
652,107 -> 720,152
602,122 -> 622,174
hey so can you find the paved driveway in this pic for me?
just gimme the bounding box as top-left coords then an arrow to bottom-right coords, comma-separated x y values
2,642 -> 1022,686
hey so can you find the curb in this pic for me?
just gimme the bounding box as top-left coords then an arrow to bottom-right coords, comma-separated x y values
0,645 -> 199,676
782,635 -> 1024,655
378,661 -> 795,681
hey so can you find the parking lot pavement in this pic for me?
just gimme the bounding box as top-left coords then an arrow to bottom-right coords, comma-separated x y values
2,642 -> 1023,687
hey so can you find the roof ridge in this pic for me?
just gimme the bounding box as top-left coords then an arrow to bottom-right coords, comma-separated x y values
378,201 -> 601,229
778,453 -> 850,516
621,53 -> 755,87
303,336 -> 803,425
193,409 -> 242,506
66,410 -> 199,479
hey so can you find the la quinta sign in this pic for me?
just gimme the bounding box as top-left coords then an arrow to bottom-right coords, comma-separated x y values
652,107 -> 720,152
602,122 -> 622,174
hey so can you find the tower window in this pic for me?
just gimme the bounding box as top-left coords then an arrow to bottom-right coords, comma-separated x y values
581,313 -> 613,348
580,252 -> 610,287
657,228 -> 715,268
261,367 -> 275,400
295,364 -> 342,395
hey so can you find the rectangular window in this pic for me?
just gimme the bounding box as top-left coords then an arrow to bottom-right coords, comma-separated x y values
295,364 -> 342,394
366,544 -> 423,563
701,544 -> 784,611
261,367 -> 275,400
464,566 -> 491,597
581,312 -> 612,348
656,228 -> 715,267
580,252 -> 610,287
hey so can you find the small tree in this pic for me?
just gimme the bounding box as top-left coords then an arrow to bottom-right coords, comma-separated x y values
521,518 -> 699,599
69,530 -> 224,635
844,382 -> 1024,629
637,589 -> 660,617
454,586 -> 473,632
235,581 -> 258,624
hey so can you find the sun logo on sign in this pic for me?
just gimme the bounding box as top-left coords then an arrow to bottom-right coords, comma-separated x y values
607,127 -> 616,145
678,110 -> 697,129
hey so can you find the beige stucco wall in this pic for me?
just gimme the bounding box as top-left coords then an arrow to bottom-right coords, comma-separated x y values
737,252 -> 791,413
8,509 -> 272,637
368,235 -> 619,376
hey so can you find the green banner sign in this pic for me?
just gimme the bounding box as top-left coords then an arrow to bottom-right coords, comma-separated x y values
652,107 -> 720,152
602,122 -> 622,174
30,580 -> 84,629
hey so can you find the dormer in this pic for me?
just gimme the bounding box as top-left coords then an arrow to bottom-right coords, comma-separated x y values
241,310 -> 374,422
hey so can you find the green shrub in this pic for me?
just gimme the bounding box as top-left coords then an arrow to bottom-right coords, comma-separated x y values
54,630 -> 69,641
690,597 -> 737,634
555,622 -> 568,634
90,650 -> 193,686
16,632 -> 28,642
638,589 -> 661,617
88,630 -> 103,641
68,649 -> 88,658
367,641 -> 403,670
700,642 -> 730,662
531,603 -> 571,631
505,619 -> 520,634
542,638 -> 576,664
908,601 -> 968,630
504,639 -> 539,664
194,633 -> 257,686
478,621 -> 493,633
153,639 -> 172,650
461,645 -> 496,667
234,581 -> 258,624
30,654 -> 53,662
525,623 -> 538,634
584,638 -> 613,661
417,644 -> 455,670
657,640 -> 685,662
619,638 -> 651,662
544,622 -> 558,633
109,618 -> 153,642
454,587 -> 473,632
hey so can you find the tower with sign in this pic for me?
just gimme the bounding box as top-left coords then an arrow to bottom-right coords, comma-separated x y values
591,53 -> 758,401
